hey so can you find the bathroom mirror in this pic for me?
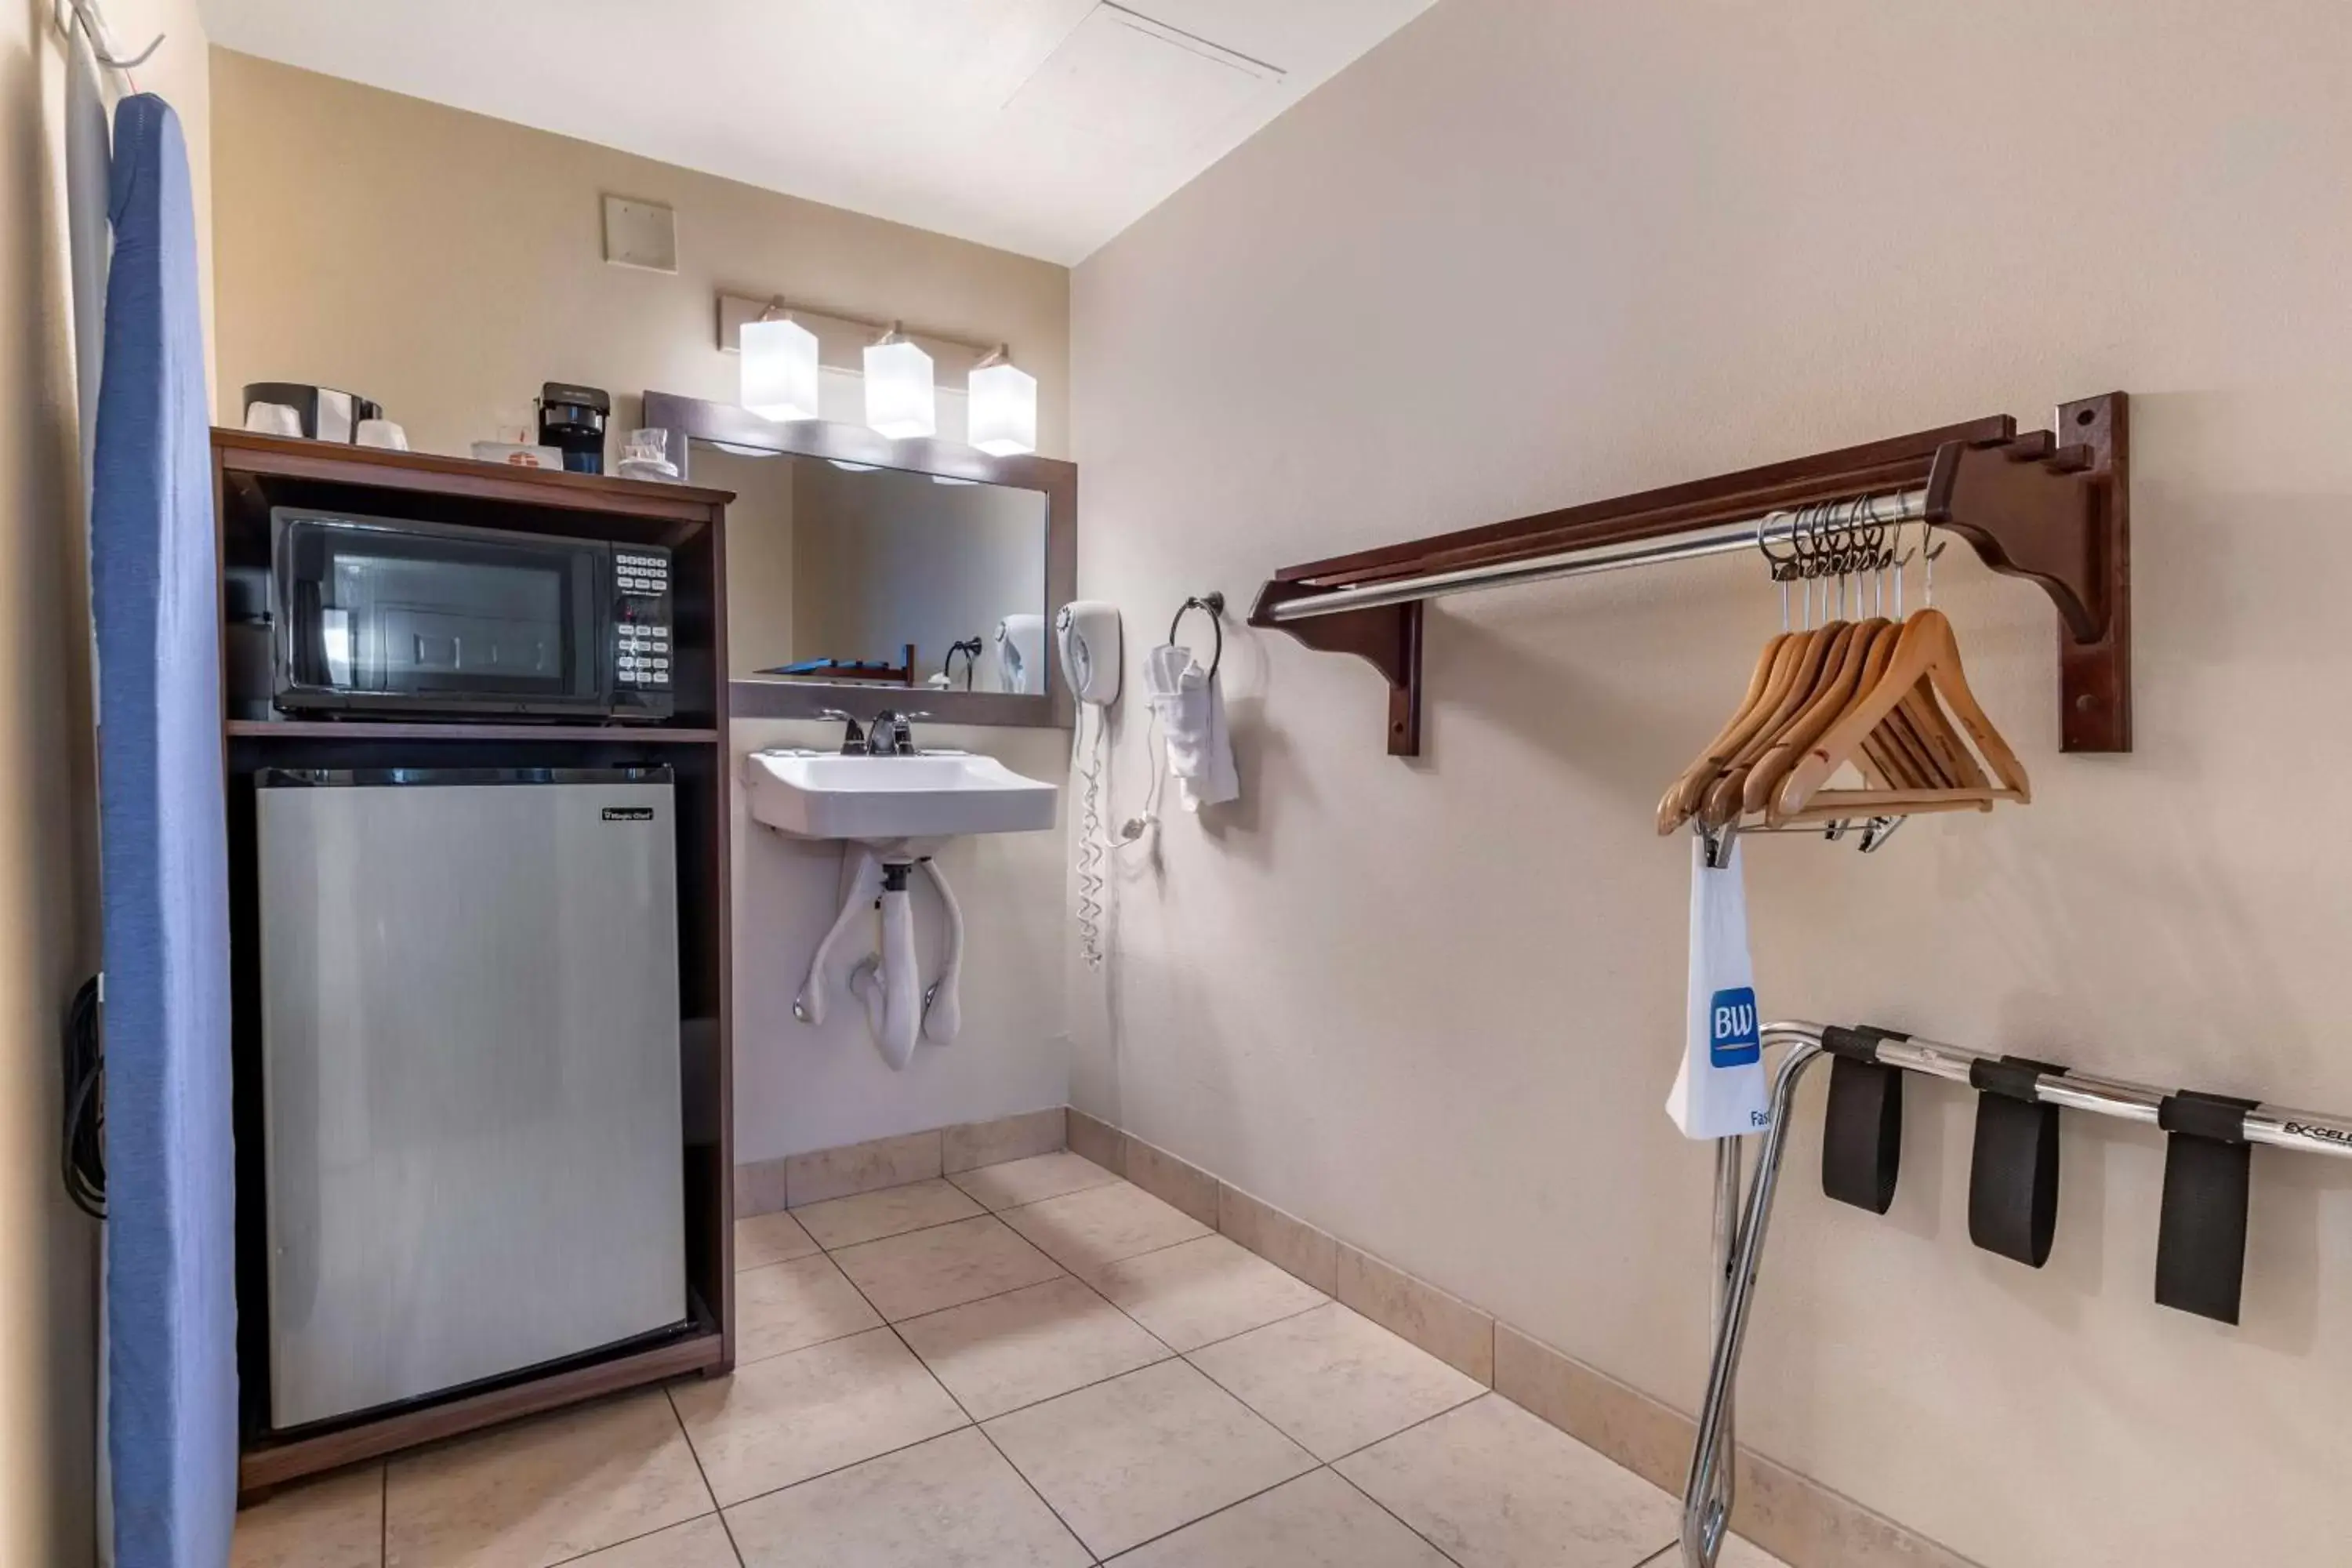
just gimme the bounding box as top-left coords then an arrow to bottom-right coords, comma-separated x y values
644,392 -> 1076,728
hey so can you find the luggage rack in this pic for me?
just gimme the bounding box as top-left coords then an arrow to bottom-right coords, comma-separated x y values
1682,1021 -> 2352,1566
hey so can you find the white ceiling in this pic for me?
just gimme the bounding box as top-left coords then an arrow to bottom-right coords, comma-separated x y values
198,0 -> 1435,264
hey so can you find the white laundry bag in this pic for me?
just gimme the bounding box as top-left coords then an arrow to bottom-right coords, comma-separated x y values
1667,835 -> 1771,1139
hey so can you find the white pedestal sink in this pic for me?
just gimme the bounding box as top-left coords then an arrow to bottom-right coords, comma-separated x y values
742,748 -> 1058,1070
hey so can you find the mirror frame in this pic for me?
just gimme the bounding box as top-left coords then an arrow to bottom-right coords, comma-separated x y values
643,390 -> 1076,730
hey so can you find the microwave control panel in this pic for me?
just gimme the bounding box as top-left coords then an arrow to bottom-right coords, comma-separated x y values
611,546 -> 676,718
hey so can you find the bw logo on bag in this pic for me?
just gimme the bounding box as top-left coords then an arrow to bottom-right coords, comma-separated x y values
1709,987 -> 1760,1068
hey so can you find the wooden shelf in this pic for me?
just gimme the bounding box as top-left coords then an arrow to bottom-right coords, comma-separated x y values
1251,392 -> 2130,757
214,428 -> 735,521
226,719 -> 720,744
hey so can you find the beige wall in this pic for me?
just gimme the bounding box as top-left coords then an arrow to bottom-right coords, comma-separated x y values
1072,2 -> 2352,1564
208,48 -> 1069,463
209,46 -> 1080,1162
2,2 -> 211,1563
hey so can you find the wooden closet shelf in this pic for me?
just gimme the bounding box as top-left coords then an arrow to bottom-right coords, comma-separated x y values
1248,391 -> 2129,758
225,720 -> 721,744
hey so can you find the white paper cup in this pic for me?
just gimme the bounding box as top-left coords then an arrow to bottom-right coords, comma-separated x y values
244,401 -> 303,437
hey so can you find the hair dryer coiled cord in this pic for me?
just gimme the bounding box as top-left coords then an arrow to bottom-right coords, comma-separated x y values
1074,711 -> 1109,970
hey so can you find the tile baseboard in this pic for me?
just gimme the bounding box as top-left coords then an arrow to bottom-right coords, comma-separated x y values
735,1156 -> 792,1219
1497,1324 -> 1976,1568
1123,1136 -> 1220,1227
1215,1184 -> 1338,1296
735,1108 -> 1069,1216
1335,1241 -> 1496,1386
944,1107 -> 1067,1174
1068,1109 -> 1976,1568
1065,1108 -> 1127,1175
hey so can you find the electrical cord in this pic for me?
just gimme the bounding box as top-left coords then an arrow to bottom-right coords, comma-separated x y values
1073,708 -> 1110,970
62,975 -> 103,1218
1071,701 -> 1165,972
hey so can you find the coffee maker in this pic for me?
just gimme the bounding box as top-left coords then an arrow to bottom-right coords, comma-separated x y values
536,382 -> 611,474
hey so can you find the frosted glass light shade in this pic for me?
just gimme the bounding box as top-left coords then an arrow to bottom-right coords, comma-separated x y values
863,339 -> 936,439
967,361 -> 1038,456
740,318 -> 819,422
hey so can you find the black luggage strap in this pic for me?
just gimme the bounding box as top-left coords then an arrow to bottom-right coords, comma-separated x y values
1967,1056 -> 2067,1267
1820,1025 -> 1909,1214
2153,1091 -> 2262,1325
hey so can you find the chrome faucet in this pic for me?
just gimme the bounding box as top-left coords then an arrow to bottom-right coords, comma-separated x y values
818,709 -> 866,756
866,710 -> 923,756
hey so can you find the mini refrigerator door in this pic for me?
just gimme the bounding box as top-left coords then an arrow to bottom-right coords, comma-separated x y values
256,766 -> 686,1428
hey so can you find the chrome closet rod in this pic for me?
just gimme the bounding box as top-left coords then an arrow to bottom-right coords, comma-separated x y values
1266,488 -> 1931,622
1682,1022 -> 2352,1567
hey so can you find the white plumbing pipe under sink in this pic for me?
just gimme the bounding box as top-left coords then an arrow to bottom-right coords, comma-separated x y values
793,845 -> 879,1028
797,847 -> 967,1069
850,862 -> 925,1069
919,857 -> 964,1044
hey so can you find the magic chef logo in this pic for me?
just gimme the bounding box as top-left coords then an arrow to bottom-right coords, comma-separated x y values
1708,987 -> 1761,1069
2284,1120 -> 2352,1147
601,806 -> 656,822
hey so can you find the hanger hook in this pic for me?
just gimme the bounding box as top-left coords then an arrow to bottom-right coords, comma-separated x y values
1828,499 -> 1849,622
1813,502 -> 1830,623
1758,510 -> 1798,631
63,0 -> 163,67
1817,502 -> 1834,622
1889,512 -> 1919,620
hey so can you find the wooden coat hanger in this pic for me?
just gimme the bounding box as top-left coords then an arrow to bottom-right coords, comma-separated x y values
1694,619 -> 1850,828
1657,630 -> 1795,833
1771,606 -> 2029,824
1659,503 -> 1846,834
1740,618 -> 1894,816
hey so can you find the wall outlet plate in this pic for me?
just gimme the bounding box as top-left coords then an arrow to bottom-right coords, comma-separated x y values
603,194 -> 677,273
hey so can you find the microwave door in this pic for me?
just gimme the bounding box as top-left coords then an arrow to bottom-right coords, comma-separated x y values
273,511 -> 606,717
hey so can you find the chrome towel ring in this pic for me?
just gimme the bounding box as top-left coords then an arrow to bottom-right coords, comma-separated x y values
1169,592 -> 1225,681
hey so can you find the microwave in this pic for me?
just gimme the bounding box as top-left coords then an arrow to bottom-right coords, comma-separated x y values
271,509 -> 674,721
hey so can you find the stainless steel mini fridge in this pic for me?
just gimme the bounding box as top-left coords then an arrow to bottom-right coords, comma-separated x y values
256,765 -> 687,1428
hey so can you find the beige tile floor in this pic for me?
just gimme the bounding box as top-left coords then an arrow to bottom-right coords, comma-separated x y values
231,1151 -> 1791,1568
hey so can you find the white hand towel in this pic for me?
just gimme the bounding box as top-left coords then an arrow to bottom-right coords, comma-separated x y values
1143,644 -> 1240,811
995,613 -> 1046,694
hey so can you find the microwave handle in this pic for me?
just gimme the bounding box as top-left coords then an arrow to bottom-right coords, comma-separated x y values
284,577 -> 322,688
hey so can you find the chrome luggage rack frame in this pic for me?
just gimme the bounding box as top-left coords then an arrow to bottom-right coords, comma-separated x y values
1682,1020 -> 2352,1566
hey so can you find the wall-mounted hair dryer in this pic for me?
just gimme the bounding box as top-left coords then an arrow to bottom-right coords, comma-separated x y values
1057,601 -> 1123,708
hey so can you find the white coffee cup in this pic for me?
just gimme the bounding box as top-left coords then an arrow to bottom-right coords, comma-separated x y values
356,419 -> 409,451
244,401 -> 303,437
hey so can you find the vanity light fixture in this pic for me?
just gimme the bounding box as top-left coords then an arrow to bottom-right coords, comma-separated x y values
967,347 -> 1038,456
739,303 -> 820,423
863,325 -> 937,440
